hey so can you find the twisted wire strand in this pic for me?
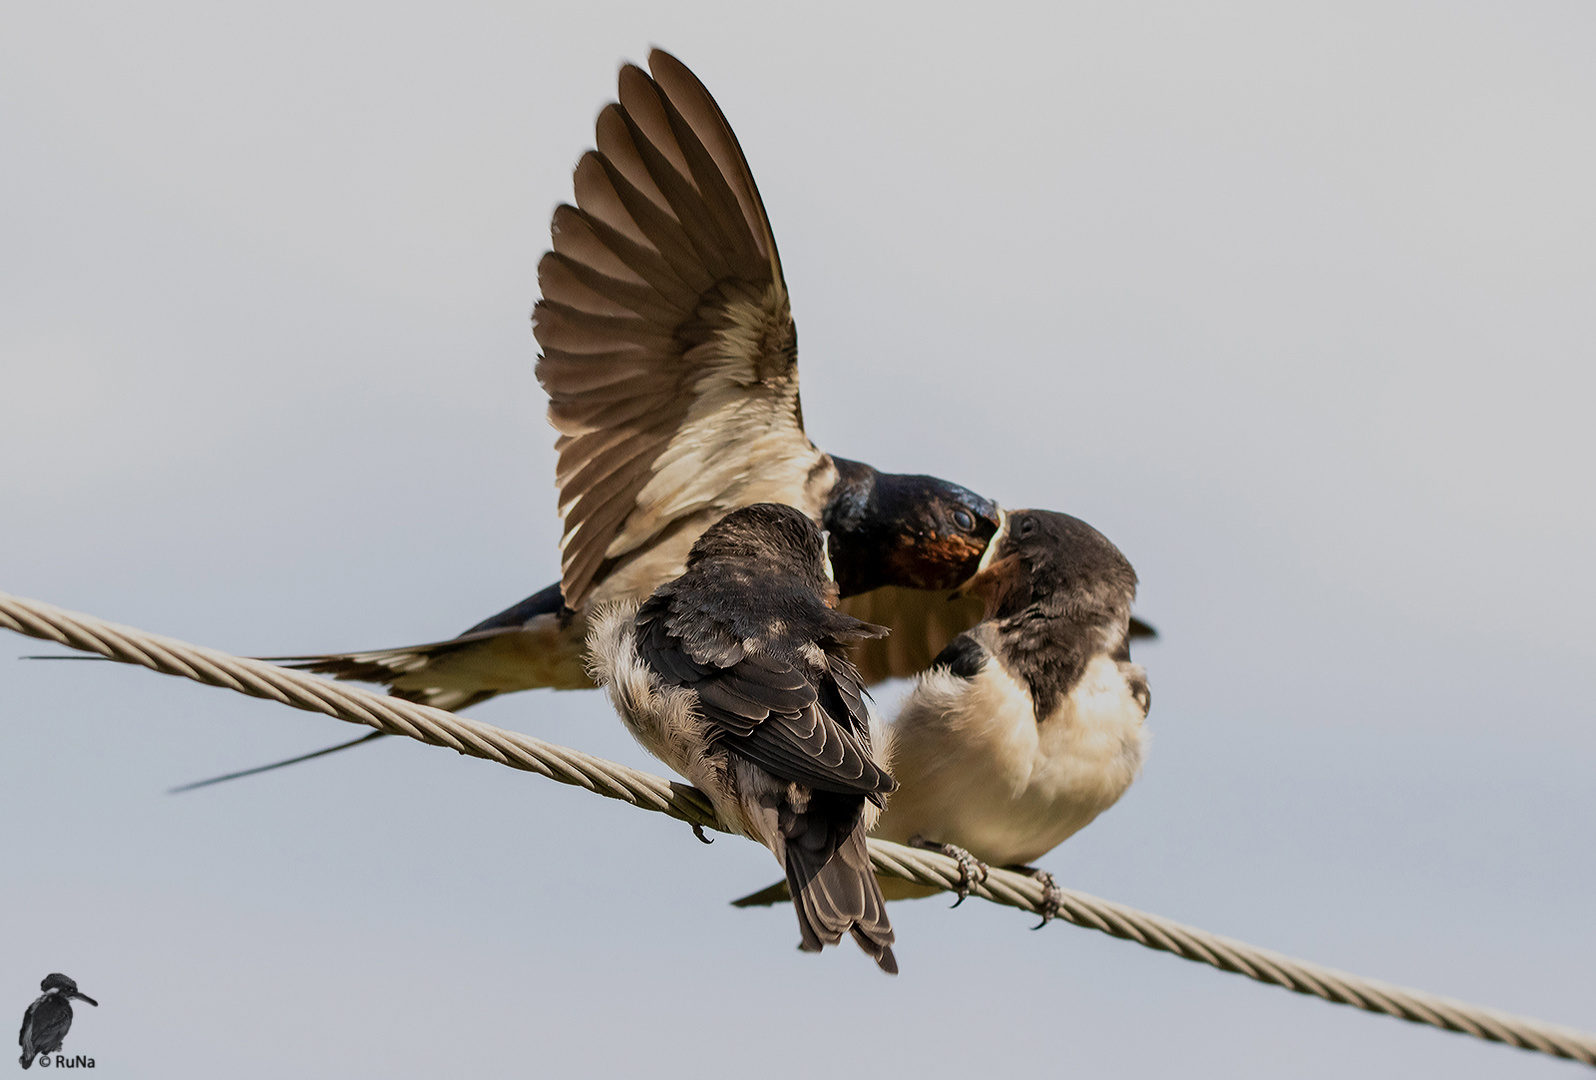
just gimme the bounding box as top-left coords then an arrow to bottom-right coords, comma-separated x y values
4,590 -> 1593,1066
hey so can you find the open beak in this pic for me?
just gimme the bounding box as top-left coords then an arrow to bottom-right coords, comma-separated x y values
951,553 -> 1025,620
974,507 -> 1007,574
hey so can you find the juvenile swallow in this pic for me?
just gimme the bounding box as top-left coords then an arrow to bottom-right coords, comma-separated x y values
18,974 -> 96,1070
734,509 -> 1149,922
590,503 -> 898,971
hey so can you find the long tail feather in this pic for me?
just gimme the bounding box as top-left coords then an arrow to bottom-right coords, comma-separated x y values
168,731 -> 386,793
784,814 -> 896,973
730,880 -> 791,907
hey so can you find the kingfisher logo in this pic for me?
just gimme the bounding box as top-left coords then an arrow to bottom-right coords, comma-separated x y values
17,975 -> 97,1071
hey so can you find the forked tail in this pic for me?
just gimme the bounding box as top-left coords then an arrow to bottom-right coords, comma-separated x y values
783,796 -> 896,974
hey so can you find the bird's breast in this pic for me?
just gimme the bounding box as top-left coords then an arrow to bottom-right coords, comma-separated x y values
878,653 -> 1147,866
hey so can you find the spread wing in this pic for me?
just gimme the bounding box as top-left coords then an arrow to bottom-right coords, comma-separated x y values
838,586 -> 987,685
536,49 -> 828,610
635,592 -> 892,798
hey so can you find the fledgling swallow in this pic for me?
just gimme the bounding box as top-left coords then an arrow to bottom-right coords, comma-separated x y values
590,503 -> 899,972
176,49 -> 1018,788
734,509 -> 1149,922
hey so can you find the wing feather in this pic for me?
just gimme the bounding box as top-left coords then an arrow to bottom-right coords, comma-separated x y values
634,590 -> 892,798
539,251 -> 682,328
548,392 -> 674,441
550,205 -> 700,306
536,302 -> 680,353
569,153 -> 656,249
559,469 -> 658,593
838,586 -> 987,685
557,426 -> 678,507
583,152 -> 717,293
535,349 -> 673,397
647,50 -> 781,277
536,50 -> 825,611
604,104 -> 749,281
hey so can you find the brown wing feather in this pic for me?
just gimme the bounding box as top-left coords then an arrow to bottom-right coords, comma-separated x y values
537,50 -> 823,611
838,587 -> 988,685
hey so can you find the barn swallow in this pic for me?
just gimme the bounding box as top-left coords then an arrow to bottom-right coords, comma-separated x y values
733,509 -> 1149,924
169,49 -> 1017,789
590,503 -> 898,971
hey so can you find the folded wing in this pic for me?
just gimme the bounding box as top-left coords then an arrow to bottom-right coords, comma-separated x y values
634,590 -> 892,799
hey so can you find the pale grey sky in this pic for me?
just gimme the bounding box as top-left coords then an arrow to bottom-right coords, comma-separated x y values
3,2 -> 1594,1076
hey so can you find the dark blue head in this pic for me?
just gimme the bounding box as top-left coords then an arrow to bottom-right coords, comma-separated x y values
823,458 -> 1002,596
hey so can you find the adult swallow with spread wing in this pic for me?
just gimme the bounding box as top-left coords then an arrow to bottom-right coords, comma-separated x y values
590,503 -> 899,971
177,50 -> 1018,788
735,508 -> 1150,923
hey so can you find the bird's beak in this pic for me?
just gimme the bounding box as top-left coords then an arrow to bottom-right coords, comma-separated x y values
1128,615 -> 1159,641
973,507 -> 1007,574
71,992 -> 98,1007
951,554 -> 1024,619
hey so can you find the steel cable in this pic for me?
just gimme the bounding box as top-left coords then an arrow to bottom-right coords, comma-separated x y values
4,590 -> 1592,1066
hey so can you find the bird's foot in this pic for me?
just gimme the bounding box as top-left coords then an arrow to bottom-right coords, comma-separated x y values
1012,866 -> 1064,928
909,836 -> 989,906
691,822 -> 714,845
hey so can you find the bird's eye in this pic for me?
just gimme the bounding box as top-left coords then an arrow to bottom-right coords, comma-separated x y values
952,508 -> 975,531
1016,515 -> 1038,538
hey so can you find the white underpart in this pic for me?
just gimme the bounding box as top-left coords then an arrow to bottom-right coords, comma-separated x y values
877,632 -> 1148,867
586,601 -> 749,833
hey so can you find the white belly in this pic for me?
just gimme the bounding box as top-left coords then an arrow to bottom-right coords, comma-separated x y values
877,654 -> 1148,866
